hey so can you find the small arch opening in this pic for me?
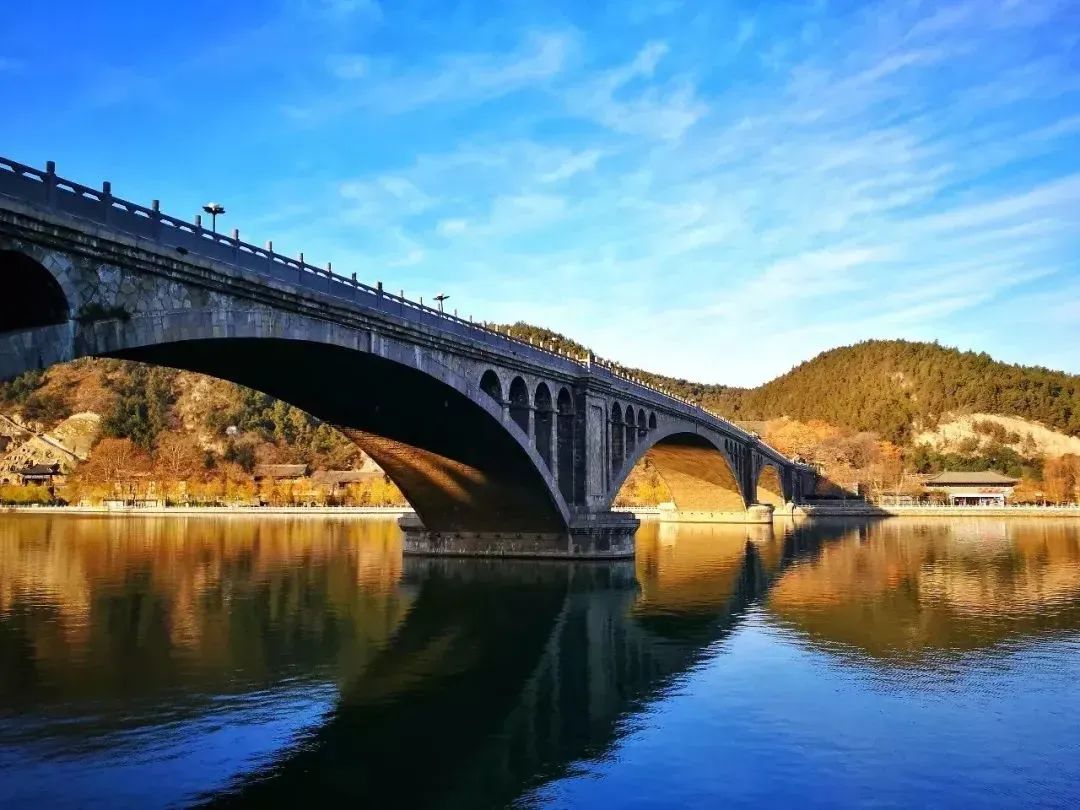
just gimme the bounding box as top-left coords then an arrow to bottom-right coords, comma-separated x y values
624,404 -> 636,457
508,376 -> 530,434
0,251 -> 69,333
632,432 -> 747,511
480,369 -> 502,403
534,383 -> 553,469
756,464 -> 786,507
648,412 -> 657,431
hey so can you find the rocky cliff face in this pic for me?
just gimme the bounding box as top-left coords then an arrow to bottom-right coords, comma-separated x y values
0,412 -> 100,482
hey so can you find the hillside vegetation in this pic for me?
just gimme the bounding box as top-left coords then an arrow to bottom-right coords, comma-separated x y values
503,326 -> 1080,444
0,358 -> 407,506
735,341 -> 1080,444
1,331 -> 1078,505
916,414 -> 1080,458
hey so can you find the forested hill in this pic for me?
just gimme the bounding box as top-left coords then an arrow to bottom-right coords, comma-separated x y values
501,326 -> 1080,445
735,341 -> 1080,443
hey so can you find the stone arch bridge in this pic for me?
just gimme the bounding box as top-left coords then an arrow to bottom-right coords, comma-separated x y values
0,156 -> 815,557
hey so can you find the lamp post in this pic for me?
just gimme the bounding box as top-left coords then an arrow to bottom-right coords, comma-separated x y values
202,202 -> 225,234
433,293 -> 450,313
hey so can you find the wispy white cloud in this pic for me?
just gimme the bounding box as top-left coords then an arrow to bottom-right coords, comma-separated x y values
734,18 -> 756,50
436,218 -> 468,236
566,41 -> 706,141
297,0 -> 382,20
917,175 -> 1080,233
339,176 -> 436,222
625,0 -> 684,24
294,31 -> 574,120
59,0 -> 1075,385
539,149 -> 604,183
327,54 -> 369,80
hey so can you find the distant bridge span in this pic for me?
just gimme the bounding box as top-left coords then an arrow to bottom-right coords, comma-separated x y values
0,156 -> 816,557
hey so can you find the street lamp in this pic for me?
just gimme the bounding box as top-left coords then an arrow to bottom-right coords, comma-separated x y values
202,202 -> 226,234
433,293 -> 450,313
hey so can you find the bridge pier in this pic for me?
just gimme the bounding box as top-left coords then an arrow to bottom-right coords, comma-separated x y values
399,512 -> 638,559
656,503 -> 776,524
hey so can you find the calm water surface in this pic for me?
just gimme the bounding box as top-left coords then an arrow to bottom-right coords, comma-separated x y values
1,515 -> 1079,808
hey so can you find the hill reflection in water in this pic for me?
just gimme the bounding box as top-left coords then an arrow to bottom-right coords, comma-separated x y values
0,515 -> 1079,807
767,518 -> 1080,662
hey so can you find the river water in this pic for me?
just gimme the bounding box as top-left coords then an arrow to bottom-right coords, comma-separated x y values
1,515 -> 1079,808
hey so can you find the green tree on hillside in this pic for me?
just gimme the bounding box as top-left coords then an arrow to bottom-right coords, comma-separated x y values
101,364 -> 177,449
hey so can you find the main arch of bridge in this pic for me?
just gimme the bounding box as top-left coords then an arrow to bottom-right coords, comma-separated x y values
0,244 -> 580,538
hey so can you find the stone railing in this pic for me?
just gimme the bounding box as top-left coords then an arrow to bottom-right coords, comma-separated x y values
0,156 -> 808,471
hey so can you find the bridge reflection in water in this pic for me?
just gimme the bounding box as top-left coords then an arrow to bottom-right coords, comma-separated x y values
2,516 -> 1080,807
214,519 -> 836,808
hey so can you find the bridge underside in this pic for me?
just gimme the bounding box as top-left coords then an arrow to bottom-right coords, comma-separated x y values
645,434 -> 748,512
756,465 -> 787,508
111,338 -> 566,535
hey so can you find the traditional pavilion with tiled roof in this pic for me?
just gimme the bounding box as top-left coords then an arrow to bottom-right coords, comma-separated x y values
311,469 -> 383,490
18,462 -> 63,485
253,464 -> 308,482
922,470 -> 1019,506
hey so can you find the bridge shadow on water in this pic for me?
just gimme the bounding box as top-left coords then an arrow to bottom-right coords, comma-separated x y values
206,518 -> 859,808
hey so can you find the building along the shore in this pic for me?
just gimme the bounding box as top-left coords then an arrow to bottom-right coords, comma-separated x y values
922,471 -> 1019,506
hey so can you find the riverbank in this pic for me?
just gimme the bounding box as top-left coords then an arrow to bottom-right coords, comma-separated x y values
3,503 -> 1077,520
795,503 -> 1080,518
0,504 -> 656,516
0,504 -> 415,517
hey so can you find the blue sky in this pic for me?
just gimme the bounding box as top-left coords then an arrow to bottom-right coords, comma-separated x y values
3,0 -> 1078,386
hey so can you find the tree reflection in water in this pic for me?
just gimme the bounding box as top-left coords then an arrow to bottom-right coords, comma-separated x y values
767,518 -> 1080,662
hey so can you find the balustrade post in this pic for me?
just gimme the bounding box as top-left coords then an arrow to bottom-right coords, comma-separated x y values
44,161 -> 57,207
101,181 -> 113,225
151,199 -> 161,239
